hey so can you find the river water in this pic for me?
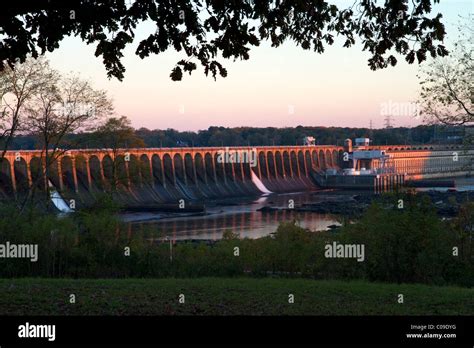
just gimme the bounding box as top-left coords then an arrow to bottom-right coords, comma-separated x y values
124,191 -> 342,241
123,176 -> 474,241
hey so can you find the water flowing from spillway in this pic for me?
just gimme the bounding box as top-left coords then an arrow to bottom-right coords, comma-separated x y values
251,170 -> 272,194
49,181 -> 74,213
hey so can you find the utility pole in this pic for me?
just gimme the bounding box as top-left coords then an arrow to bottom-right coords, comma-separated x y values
384,115 -> 393,129
369,119 -> 374,141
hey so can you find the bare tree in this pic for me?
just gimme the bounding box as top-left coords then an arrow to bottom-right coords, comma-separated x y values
23,69 -> 113,204
0,57 -> 54,159
418,15 -> 473,126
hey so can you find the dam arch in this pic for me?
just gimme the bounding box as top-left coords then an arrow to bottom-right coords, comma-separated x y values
128,155 -> 141,186
162,154 -> 174,186
311,150 -> 318,168
140,154 -> 152,185
152,154 -> 166,186
214,153 -> 225,182
283,151 -> 291,177
204,153 -> 215,183
173,154 -> 185,184
75,155 -> 89,190
184,153 -> 196,184
325,150 -> 333,167
319,150 -> 325,169
290,151 -> 299,177
267,151 -> 276,179
115,155 -> 129,188
89,156 -> 103,189
102,155 -> 114,187
258,151 -> 268,179
275,151 -> 284,178
14,158 -> 29,192
304,150 -> 311,174
297,150 -> 306,176
29,157 -> 44,190
60,156 -> 76,192
195,153 -> 206,183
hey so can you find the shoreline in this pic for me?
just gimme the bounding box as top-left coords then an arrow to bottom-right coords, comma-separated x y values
121,187 -> 474,225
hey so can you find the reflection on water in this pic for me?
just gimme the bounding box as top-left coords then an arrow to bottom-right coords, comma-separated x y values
126,177 -> 474,241
126,192 -> 340,241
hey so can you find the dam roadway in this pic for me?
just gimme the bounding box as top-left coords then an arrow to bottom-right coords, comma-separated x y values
0,144 -> 472,207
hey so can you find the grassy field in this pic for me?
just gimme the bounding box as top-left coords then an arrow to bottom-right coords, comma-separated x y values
0,278 -> 472,315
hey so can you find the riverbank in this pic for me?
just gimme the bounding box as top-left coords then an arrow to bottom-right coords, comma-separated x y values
0,278 -> 472,315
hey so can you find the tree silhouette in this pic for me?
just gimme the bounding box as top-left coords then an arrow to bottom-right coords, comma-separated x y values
0,0 -> 448,81
418,15 -> 473,126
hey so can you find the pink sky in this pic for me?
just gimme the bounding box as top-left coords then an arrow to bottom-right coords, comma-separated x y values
46,0 -> 470,131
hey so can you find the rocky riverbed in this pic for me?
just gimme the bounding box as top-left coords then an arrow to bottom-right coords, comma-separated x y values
257,190 -> 474,218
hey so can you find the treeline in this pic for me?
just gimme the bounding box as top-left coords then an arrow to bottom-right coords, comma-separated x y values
1,193 -> 472,287
7,125 -> 463,150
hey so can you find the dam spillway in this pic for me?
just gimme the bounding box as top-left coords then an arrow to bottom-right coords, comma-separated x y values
0,144 -> 472,208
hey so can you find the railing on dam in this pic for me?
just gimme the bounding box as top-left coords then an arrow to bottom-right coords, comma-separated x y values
0,145 -> 472,204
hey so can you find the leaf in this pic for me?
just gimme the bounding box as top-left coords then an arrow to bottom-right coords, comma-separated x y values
170,66 -> 183,81
388,55 -> 397,67
406,50 -> 415,64
416,49 -> 426,64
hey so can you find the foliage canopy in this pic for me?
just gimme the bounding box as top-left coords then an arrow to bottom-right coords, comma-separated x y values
0,0 -> 448,80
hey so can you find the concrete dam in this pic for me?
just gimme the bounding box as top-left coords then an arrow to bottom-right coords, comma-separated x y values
0,144 -> 472,208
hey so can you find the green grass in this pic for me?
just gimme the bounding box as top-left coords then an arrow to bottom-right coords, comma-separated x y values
0,278 -> 472,315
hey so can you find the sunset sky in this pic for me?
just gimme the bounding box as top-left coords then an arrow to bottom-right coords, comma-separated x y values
46,0 -> 471,131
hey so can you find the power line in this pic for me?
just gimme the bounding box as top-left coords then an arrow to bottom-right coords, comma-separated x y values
384,115 -> 394,129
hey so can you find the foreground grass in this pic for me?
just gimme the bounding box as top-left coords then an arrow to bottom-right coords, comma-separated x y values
0,278 -> 472,315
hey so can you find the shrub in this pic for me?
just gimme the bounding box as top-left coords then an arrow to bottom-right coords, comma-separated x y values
0,194 -> 471,287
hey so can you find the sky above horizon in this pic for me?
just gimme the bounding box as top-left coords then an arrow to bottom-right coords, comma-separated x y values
46,0 -> 472,131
